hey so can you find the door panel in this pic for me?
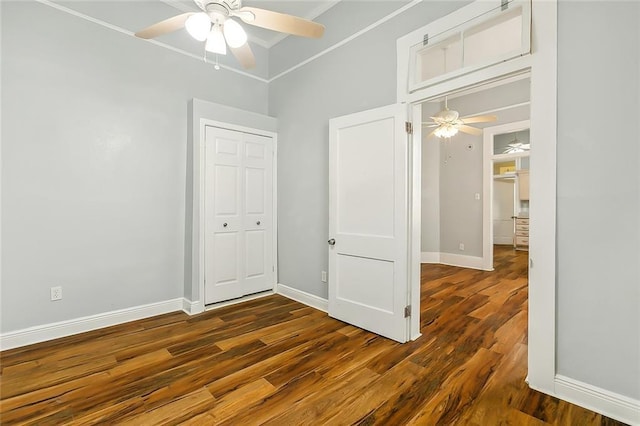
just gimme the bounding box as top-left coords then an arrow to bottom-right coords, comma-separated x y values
336,254 -> 395,313
213,233 -> 240,284
205,126 -> 274,304
337,119 -> 395,238
243,133 -> 273,295
329,104 -> 409,343
245,167 -> 265,214
245,230 -> 266,278
493,179 -> 515,245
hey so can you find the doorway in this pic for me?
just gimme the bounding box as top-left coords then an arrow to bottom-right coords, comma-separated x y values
419,77 -> 531,273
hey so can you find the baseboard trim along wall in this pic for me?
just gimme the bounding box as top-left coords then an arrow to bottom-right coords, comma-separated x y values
276,283 -> 328,312
421,251 -> 440,263
182,298 -> 204,315
554,375 -> 640,425
421,252 -> 489,271
0,298 -> 185,351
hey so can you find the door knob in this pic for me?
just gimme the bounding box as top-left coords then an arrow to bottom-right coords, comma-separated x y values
256,221 -> 261,225
328,238 -> 336,246
223,223 -> 228,228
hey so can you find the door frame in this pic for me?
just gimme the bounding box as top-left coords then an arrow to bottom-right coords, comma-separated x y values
192,118 -> 278,313
404,0 -> 557,394
483,120 -> 531,270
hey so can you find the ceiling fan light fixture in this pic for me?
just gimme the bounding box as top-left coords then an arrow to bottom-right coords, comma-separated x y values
205,27 -> 227,55
434,124 -> 459,138
223,18 -> 247,48
185,12 -> 211,41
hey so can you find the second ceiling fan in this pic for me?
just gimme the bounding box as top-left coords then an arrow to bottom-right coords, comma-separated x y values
423,97 -> 497,138
135,0 -> 325,69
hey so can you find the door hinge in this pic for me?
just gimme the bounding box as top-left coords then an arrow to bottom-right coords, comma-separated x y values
423,33 -> 429,46
404,305 -> 411,318
405,121 -> 413,135
501,0 -> 509,11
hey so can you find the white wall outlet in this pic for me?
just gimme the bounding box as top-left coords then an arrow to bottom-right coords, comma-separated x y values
321,271 -> 327,283
51,286 -> 62,301
459,243 -> 465,251
475,193 -> 481,200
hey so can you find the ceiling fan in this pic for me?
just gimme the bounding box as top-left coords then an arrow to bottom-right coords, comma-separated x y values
503,133 -> 530,154
135,0 -> 325,69
423,97 -> 497,138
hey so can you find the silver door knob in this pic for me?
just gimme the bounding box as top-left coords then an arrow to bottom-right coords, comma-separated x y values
256,221 -> 261,225
328,238 -> 336,246
223,223 -> 228,228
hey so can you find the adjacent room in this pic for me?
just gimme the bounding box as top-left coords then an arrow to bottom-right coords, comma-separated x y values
1,0 -> 639,424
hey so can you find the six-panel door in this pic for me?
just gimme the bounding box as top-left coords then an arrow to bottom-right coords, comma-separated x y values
205,126 -> 274,304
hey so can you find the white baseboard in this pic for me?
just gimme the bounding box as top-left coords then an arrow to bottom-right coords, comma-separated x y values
276,283 -> 328,313
0,298 -> 184,351
182,298 -> 204,315
494,237 -> 513,245
421,252 -> 489,271
439,253 -> 488,270
554,375 -> 640,425
421,252 -> 440,263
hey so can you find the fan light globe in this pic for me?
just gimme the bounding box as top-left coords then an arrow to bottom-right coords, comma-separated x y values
185,13 -> 211,42
224,19 -> 247,48
206,27 -> 227,55
434,125 -> 459,138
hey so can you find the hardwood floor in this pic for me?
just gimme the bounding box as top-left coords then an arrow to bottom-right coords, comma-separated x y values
0,246 -> 627,425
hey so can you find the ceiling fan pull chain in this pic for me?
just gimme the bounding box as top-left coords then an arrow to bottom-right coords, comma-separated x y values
202,47 -> 221,70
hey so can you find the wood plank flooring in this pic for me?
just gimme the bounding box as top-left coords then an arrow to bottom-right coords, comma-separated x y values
0,246 -> 627,425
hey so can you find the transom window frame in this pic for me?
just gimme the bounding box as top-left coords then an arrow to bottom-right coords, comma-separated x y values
397,0 -> 532,102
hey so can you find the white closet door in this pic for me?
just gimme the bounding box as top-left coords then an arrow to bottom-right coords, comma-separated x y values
205,126 -> 273,305
243,133 -> 273,295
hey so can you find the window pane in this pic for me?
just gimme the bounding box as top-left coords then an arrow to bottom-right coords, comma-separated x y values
411,34 -> 462,86
463,7 -> 523,68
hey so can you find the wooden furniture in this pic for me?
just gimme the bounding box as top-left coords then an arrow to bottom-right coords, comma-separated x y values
515,217 -> 529,250
517,170 -> 530,200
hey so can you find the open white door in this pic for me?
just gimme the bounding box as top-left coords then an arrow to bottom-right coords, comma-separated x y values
328,104 -> 409,343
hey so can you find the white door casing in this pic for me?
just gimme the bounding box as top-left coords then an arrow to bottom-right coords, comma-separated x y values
204,126 -> 274,304
328,104 -> 409,343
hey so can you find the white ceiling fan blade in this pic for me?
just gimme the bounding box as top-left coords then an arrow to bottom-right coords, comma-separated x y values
422,122 -> 437,127
135,13 -> 194,39
427,129 -> 438,138
458,124 -> 483,136
238,7 -> 325,38
460,115 -> 497,124
230,43 -> 256,69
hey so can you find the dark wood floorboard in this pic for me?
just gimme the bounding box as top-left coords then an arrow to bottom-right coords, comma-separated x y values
0,246 -> 628,425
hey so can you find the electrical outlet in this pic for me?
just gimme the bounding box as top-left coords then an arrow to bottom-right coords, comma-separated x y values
51,286 -> 62,301
321,271 -> 327,283
459,243 -> 465,251
475,193 -> 481,200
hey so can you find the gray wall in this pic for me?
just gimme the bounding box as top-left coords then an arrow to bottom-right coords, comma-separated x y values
421,104 -> 441,254
421,79 -> 530,257
269,1 -> 467,299
0,2 -> 267,332
557,1 -> 640,399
